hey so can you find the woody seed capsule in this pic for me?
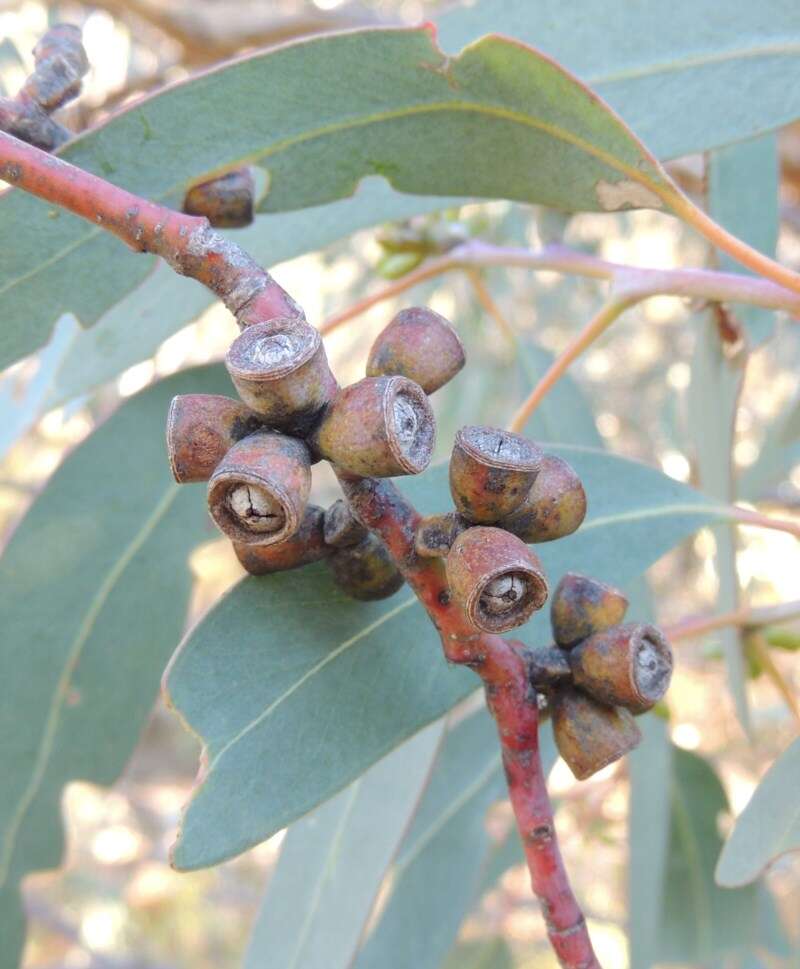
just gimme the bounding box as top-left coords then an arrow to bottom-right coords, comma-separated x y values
234,506 -> 331,575
366,307 -> 466,394
551,688 -> 641,780
568,622 -> 673,714
500,453 -> 586,543
445,526 -> 548,633
323,498 -> 368,549
312,376 -> 435,477
414,512 -> 468,558
226,318 -> 338,436
183,168 -> 255,228
207,431 -> 311,546
449,426 -> 542,524
550,572 -> 629,650
329,532 -> 404,601
166,394 -> 264,483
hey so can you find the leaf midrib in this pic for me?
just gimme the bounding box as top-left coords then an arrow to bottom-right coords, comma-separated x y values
592,40 -> 800,86
395,751 -> 501,877
0,484 -> 180,888
207,596 -> 417,771
286,781 -> 361,969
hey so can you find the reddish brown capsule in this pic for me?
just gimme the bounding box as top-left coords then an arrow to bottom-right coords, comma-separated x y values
233,506 -> 331,575
551,688 -> 641,780
445,526 -> 548,633
166,394 -> 264,484
568,623 -> 673,714
414,512 -> 467,558
449,426 -> 542,524
323,498 -> 368,549
207,431 -> 311,546
550,572 -> 629,650
366,307 -> 465,394
226,318 -> 338,436
183,168 -> 255,228
329,533 -> 404,601
312,376 -> 435,477
500,453 -> 586,543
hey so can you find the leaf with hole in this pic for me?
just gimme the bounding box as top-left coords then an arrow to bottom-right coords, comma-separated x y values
0,21 -> 679,369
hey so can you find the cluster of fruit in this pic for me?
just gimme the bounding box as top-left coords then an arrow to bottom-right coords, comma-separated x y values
165,304 -> 672,779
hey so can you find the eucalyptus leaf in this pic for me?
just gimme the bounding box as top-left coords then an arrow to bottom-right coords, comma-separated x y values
0,25 -> 675,371
5,1 -> 800,370
166,448 -> 729,870
628,712 -> 672,969
441,937 -> 513,969
0,364 -> 234,965
353,708 -> 541,969
716,736 -> 800,887
740,388 -> 800,500
245,722 -> 444,969
438,0 -> 800,162
656,748 -> 758,963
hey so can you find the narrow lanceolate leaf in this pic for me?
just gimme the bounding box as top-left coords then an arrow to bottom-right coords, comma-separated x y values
0,364 -> 234,965
356,712 -> 557,969
628,711 -> 672,969
165,448 -> 729,870
656,748 -> 759,963
1,24 -> 675,371
716,737 -> 800,887
244,723 -> 443,969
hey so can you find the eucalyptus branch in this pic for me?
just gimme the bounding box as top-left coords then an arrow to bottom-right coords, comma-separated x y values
320,239 -> 800,336
667,599 -> 800,642
0,125 -> 602,969
507,293 -> 643,432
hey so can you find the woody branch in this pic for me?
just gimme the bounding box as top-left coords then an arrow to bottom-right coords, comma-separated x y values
0,127 -> 601,969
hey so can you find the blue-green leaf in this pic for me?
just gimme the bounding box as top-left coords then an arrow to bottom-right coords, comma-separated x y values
716,736 -> 800,887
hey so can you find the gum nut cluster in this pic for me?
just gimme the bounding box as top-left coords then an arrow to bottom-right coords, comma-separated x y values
530,573 -> 674,780
414,425 -> 588,634
165,306 -> 465,600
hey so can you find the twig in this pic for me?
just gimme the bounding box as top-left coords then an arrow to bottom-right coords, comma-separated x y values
507,294 -> 641,432
0,131 -> 301,326
746,632 -> 800,726
338,473 -> 601,969
667,599 -> 800,641
730,506 -> 800,540
320,240 -> 800,336
0,124 -> 601,969
465,267 -> 516,344
0,25 -> 88,150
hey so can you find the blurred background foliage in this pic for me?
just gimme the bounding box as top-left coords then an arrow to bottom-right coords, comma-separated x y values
0,1 -> 798,967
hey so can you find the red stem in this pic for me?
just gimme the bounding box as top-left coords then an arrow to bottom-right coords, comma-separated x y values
0,127 -> 600,969
338,473 -> 601,969
0,131 -> 301,325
